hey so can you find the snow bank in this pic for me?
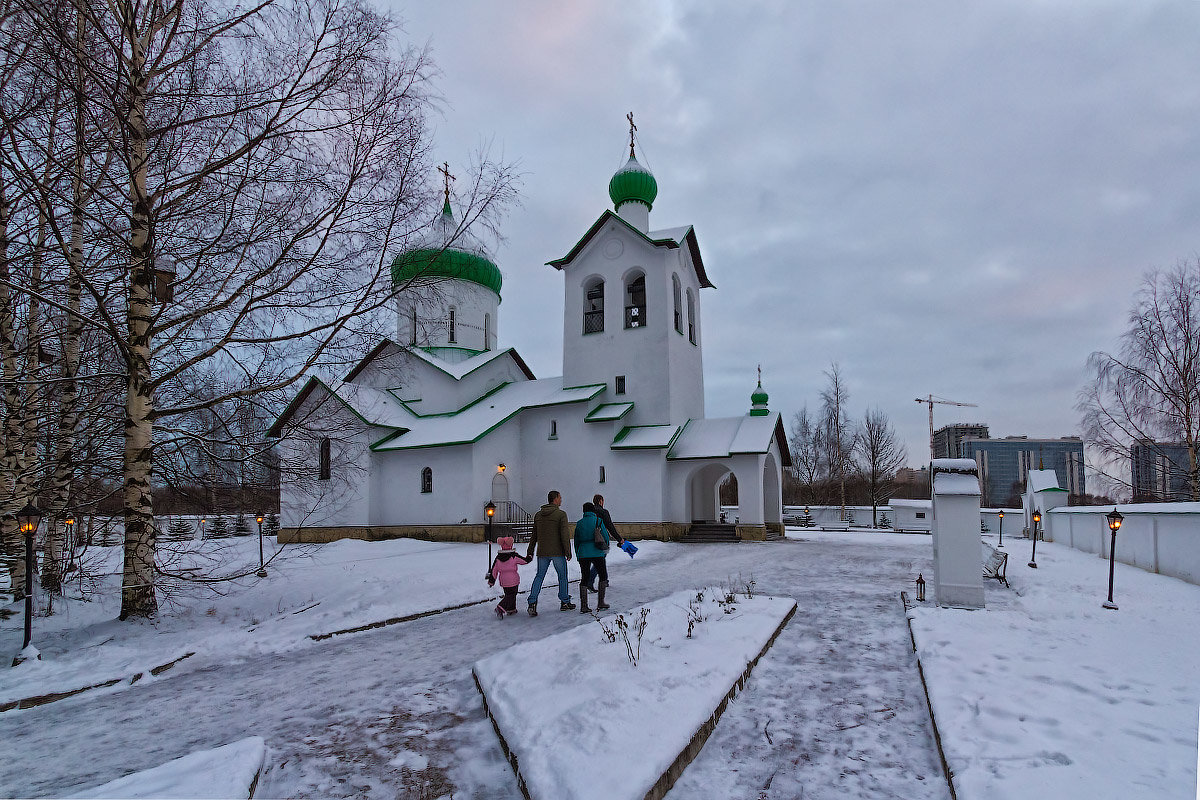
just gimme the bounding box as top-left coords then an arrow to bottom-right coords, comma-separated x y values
473,589 -> 796,800
67,736 -> 265,799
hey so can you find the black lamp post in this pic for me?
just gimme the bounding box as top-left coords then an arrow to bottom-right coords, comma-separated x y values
997,509 -> 1005,548
199,516 -> 206,540
13,503 -> 42,666
485,501 -> 496,570
1028,509 -> 1041,568
1103,508 -> 1123,610
915,573 -> 926,602
255,514 -> 267,577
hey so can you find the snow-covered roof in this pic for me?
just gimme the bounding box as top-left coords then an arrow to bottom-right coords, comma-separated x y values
611,425 -> 680,449
667,413 -> 788,463
1028,469 -> 1066,493
585,402 -> 635,423
372,377 -> 604,450
408,347 -> 534,381
931,458 -> 979,472
889,499 -> 932,509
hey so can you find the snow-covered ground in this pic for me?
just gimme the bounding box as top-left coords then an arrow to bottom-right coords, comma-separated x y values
909,534 -> 1200,799
3,528 -> 1191,798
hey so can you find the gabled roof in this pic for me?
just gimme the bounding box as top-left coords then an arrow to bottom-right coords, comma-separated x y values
371,378 -> 605,451
585,402 -> 635,423
666,413 -> 791,466
546,210 -> 714,289
611,424 -> 680,449
1028,469 -> 1065,493
266,376 -> 412,437
342,339 -> 535,385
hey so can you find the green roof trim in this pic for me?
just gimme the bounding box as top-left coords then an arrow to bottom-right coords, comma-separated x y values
585,402 -> 635,423
391,247 -> 502,296
1034,487 -> 1069,493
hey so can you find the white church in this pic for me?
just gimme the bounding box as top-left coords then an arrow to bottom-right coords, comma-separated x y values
271,131 -> 790,543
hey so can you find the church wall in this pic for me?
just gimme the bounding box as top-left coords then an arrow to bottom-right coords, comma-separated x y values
278,396 -> 373,529
396,279 -> 499,353
370,443 -> 477,525
663,248 -> 705,423
560,225 -> 675,427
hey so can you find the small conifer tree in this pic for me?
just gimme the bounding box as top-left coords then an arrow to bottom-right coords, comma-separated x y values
234,513 -> 251,536
208,515 -> 230,538
167,517 -> 194,540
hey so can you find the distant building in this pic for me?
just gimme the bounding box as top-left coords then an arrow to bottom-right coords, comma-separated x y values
962,436 -> 1084,508
1131,440 -> 1195,501
932,423 -> 990,460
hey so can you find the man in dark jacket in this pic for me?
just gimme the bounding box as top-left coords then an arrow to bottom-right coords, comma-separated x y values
526,490 -> 575,615
583,494 -> 626,591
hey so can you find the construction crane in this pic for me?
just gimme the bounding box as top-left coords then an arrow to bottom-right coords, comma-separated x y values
915,395 -> 978,463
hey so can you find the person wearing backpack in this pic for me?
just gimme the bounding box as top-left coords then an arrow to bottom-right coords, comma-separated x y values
574,502 -> 611,614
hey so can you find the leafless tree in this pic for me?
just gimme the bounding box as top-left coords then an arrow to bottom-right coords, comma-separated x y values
1079,261 -> 1200,501
1,0 -> 517,618
854,406 -> 906,526
819,362 -> 855,520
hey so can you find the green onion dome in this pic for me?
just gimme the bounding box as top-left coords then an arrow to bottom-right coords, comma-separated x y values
750,379 -> 770,416
608,155 -> 658,211
391,200 -> 502,296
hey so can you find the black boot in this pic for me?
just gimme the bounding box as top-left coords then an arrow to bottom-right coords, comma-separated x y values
579,585 -> 590,613
597,580 -> 609,610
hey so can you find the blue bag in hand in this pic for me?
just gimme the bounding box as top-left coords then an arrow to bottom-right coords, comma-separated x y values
619,540 -> 638,558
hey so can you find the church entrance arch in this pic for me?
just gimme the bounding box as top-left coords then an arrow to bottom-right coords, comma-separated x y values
491,472 -> 509,505
762,452 -> 782,526
685,462 -> 732,523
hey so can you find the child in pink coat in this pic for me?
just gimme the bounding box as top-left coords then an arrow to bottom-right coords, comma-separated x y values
489,536 -> 531,618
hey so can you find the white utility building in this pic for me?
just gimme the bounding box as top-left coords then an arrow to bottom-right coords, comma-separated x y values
271,134 -> 790,542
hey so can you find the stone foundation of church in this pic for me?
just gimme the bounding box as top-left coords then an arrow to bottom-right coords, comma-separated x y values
279,521 -> 692,545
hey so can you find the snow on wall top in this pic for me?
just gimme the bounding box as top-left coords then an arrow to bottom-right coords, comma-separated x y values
931,458 -> 979,473
933,471 -> 981,496
889,499 -> 933,509
1052,502 -> 1200,515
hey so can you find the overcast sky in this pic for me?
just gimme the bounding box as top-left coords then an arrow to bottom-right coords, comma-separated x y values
392,1 -> 1200,471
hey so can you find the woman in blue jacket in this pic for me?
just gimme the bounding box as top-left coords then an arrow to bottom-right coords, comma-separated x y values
574,502 -> 611,613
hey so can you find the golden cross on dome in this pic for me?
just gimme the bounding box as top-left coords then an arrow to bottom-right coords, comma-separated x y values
757,364 -> 762,385
438,161 -> 456,204
627,111 -> 637,157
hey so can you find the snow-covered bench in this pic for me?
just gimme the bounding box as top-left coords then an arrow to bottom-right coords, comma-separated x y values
982,542 -> 1009,587
822,520 -> 850,531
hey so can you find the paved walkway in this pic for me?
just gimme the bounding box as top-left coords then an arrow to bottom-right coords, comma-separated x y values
0,535 -> 948,799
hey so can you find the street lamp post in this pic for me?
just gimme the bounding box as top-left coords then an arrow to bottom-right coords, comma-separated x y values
13,503 -> 42,666
1103,508 -> 1123,610
1028,510 -> 1041,568
997,509 -> 1004,548
485,501 -> 496,573
199,517 -> 206,540
255,514 -> 267,577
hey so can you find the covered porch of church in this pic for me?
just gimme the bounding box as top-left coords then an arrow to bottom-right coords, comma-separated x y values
670,452 -> 784,541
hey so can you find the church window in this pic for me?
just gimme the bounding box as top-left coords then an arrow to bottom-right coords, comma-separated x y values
615,375 -> 626,395
410,307 -> 417,345
421,467 -> 433,493
624,273 -> 646,329
686,289 -> 696,344
448,307 -> 457,343
584,279 -> 604,334
318,438 -> 331,481
549,419 -> 558,439
484,313 -> 492,351
599,466 -> 606,483
672,274 -> 682,333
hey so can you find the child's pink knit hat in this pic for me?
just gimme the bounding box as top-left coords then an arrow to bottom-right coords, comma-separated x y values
497,536 -> 515,551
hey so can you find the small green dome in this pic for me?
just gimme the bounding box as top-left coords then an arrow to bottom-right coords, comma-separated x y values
391,201 -> 502,296
608,156 -> 657,211
750,378 -> 770,416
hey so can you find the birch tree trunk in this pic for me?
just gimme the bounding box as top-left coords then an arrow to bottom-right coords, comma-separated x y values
0,160 -> 23,598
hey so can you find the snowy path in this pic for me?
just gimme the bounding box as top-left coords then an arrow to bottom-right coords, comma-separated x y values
0,535 -> 947,799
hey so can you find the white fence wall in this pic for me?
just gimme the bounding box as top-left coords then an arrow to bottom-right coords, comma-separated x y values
1046,504 -> 1200,588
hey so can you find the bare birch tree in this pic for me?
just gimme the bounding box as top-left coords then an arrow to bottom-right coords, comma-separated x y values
2,0 -> 516,618
1079,261 -> 1200,501
820,362 -> 854,520
854,406 -> 906,527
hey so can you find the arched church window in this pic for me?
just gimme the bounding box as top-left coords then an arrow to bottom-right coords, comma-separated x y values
448,307 -> 457,343
672,274 -> 682,334
484,313 -> 492,351
318,437 -> 331,481
624,273 -> 646,329
686,289 -> 696,344
584,279 -> 604,334
421,467 -> 433,493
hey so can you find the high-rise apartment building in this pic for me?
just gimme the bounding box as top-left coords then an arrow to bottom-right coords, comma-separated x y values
932,423 -> 990,460
1131,440 -> 1195,501
961,436 -> 1085,507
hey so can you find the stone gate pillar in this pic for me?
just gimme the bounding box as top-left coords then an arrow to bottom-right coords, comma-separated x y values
931,458 -> 985,609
